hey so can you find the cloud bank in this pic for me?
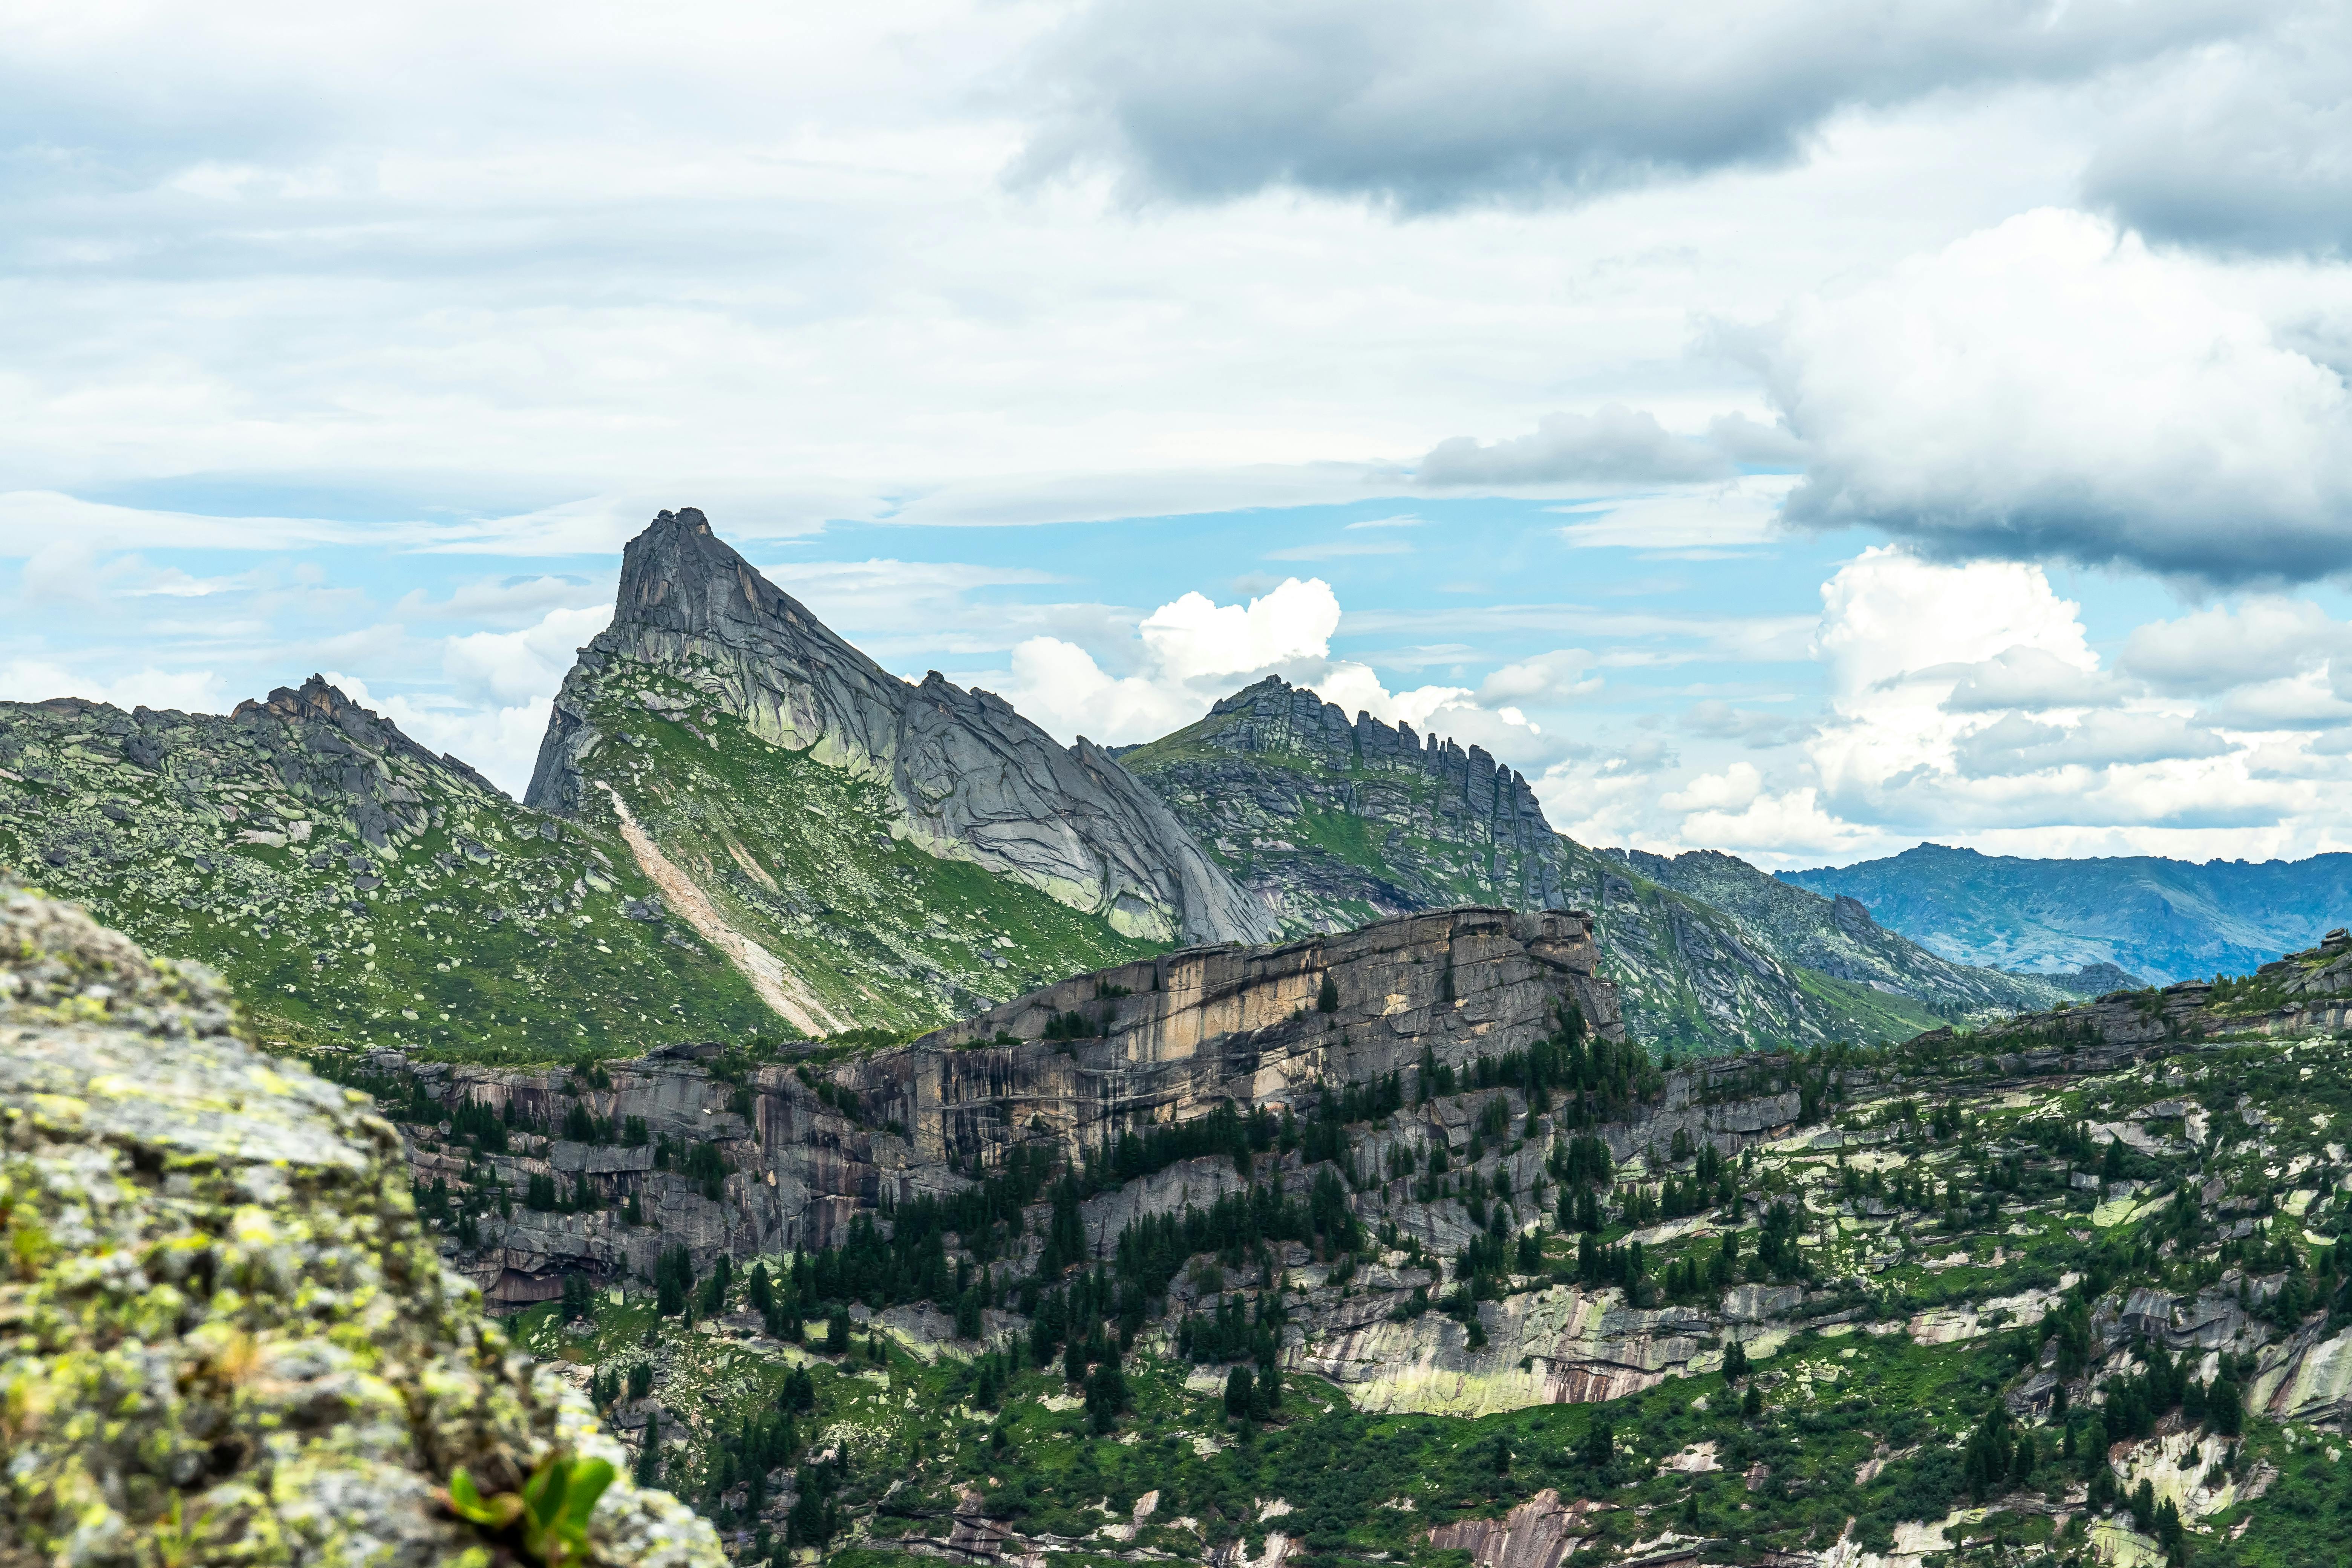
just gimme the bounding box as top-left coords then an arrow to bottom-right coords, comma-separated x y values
1017,0 -> 2252,210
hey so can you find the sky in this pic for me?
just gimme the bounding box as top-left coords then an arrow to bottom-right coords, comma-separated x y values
7,0 -> 2352,868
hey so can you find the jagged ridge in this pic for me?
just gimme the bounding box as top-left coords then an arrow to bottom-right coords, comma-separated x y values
1124,676 -> 1978,1050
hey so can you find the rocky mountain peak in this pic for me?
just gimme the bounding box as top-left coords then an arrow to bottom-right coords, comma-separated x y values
614,504 -> 823,645
1190,672 -> 1528,790
230,672 -> 500,801
528,508 -> 1273,957
239,672 -> 358,723
1121,677 -> 1574,948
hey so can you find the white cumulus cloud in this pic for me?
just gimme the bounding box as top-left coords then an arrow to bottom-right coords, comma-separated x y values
999,576 -> 1554,759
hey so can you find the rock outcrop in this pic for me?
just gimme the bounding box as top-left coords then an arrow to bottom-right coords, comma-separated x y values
0,880 -> 723,1566
527,508 -> 1271,949
1294,1285 -> 1728,1416
1903,933 -> 2352,1054
1422,1487 -> 1598,1568
2249,926 -> 2352,1001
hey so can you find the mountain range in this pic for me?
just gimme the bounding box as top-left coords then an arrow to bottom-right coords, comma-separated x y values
0,508 -> 2256,1063
1781,842 -> 2352,986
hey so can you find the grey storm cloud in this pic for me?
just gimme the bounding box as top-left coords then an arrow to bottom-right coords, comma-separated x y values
1755,208 -> 2352,588
1013,0 -> 2258,211
2081,9 -> 2352,257
1417,405 -> 1733,487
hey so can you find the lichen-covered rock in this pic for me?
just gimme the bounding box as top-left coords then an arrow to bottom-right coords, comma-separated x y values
0,880 -> 724,1568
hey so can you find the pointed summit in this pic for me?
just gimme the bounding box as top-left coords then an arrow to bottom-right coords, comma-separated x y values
613,507 -> 815,642
528,508 -> 1272,950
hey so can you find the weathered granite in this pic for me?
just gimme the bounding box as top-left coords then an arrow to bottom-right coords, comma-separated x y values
1422,1487 -> 1597,1568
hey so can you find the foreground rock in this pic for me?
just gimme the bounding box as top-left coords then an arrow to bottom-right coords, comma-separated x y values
0,881 -> 722,1567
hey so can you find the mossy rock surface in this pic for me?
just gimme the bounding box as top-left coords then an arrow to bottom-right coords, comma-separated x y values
0,879 -> 724,1567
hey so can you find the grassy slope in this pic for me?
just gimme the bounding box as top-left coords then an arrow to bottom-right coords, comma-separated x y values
573,658 -> 1162,1035
1122,720 -> 1549,921
1629,848 -> 2073,1020
0,703 -> 773,1064
1553,840 -> 1947,1051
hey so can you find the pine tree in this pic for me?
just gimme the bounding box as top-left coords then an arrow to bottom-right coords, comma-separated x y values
635,1413 -> 662,1486
1224,1365 -> 1253,1421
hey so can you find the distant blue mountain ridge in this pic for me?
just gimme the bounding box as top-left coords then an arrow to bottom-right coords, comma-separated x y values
1776,843 -> 2352,988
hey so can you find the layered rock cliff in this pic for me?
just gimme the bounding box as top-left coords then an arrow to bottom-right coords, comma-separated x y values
0,879 -> 722,1566
368,905 -> 1623,1298
528,509 -> 1270,952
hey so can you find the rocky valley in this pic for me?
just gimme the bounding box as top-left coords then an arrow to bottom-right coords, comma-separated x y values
51,876 -> 2352,1568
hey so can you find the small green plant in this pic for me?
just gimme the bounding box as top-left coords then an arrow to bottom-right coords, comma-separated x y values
438,1451 -> 616,1566
146,1494 -> 206,1568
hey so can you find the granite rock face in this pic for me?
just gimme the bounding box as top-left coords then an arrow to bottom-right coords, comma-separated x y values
527,508 -> 1271,949
0,881 -> 723,1568
2251,925 -> 2352,999
380,906 -> 1623,1294
1422,1487 -> 1598,1568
